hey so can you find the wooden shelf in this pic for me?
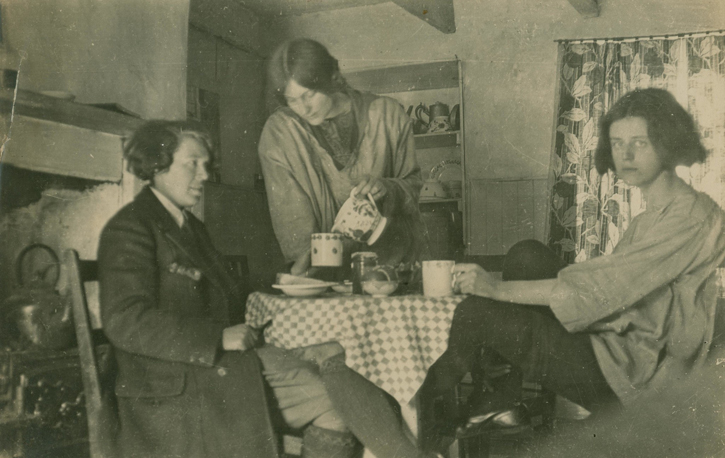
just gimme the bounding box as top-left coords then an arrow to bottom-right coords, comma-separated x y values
0,88 -> 143,136
344,60 -> 459,95
414,131 -> 459,149
419,197 -> 461,204
0,90 -> 143,181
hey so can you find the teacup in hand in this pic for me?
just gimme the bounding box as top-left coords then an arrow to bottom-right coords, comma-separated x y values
422,260 -> 455,297
311,233 -> 343,267
332,190 -> 387,245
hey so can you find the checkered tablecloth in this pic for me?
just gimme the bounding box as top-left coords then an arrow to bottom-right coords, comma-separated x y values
246,292 -> 467,405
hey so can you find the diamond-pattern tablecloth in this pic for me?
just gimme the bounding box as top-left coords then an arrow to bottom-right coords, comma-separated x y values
246,292 -> 467,405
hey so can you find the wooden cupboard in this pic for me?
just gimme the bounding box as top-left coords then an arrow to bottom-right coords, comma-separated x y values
344,60 -> 468,257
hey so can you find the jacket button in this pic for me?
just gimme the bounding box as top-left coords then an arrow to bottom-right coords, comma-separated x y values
217,368 -> 227,377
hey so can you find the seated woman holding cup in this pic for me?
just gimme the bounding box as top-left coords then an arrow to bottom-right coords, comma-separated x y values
420,89 -> 725,446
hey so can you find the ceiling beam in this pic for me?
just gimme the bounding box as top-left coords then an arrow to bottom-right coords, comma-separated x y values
392,0 -> 456,34
567,0 -> 600,18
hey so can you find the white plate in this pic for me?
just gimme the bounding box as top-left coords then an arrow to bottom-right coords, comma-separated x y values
430,159 -> 462,181
272,283 -> 336,297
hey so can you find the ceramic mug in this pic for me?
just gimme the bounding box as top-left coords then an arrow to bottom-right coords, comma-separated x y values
332,191 -> 388,245
422,260 -> 455,297
311,233 -> 343,267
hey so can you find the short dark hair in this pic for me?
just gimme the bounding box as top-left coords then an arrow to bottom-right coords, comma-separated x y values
267,39 -> 349,107
594,88 -> 708,174
122,120 -> 215,181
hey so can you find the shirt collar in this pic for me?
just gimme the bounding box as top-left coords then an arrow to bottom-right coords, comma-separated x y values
150,187 -> 185,228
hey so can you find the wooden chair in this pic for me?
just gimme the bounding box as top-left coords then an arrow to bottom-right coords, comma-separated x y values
64,249 -> 119,458
224,255 -> 252,325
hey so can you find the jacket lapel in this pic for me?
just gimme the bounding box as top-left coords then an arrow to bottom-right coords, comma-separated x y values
136,187 -> 227,294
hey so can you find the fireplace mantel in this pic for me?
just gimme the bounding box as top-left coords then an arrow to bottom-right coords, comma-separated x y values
1,88 -> 144,181
0,89 -> 143,136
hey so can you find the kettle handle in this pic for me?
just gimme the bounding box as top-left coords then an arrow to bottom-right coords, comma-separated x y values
366,192 -> 378,213
16,243 -> 60,287
414,104 -> 429,123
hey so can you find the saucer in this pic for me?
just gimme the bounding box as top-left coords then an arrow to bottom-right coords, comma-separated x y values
272,282 -> 337,297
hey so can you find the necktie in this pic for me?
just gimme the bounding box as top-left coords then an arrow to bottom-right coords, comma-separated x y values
181,212 -> 196,240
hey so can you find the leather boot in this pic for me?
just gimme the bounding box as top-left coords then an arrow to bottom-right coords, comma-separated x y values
301,425 -> 363,458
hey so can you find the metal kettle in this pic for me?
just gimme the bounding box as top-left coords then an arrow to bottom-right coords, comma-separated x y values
1,244 -> 75,350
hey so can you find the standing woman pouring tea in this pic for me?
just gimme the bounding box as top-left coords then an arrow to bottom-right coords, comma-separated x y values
257,39 -> 442,458
421,88 -> 725,444
258,38 -> 427,278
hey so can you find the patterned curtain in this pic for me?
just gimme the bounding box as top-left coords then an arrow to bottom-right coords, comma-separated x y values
547,32 -> 725,264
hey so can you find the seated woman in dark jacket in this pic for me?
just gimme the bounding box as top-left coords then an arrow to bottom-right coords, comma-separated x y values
98,120 -> 353,458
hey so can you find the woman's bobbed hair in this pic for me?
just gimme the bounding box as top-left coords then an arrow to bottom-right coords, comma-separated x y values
123,120 -> 215,181
267,39 -> 349,107
594,88 -> 707,174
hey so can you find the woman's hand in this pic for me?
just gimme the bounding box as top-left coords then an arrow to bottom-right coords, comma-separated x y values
290,248 -> 312,276
222,324 -> 260,351
353,176 -> 388,201
291,341 -> 345,366
453,263 -> 500,298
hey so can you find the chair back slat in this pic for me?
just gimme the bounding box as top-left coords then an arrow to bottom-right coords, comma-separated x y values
66,250 -> 102,409
224,254 -> 250,324
64,249 -> 117,458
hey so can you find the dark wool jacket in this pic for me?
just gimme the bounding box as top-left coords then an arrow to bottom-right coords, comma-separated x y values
98,186 -> 277,458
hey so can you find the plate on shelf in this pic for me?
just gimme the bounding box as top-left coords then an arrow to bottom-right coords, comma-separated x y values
430,159 -> 462,181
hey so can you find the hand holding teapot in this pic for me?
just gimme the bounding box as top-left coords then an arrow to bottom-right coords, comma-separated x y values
352,176 -> 388,201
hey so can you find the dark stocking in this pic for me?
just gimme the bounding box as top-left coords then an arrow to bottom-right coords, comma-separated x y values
422,239 -> 566,401
317,355 -> 433,458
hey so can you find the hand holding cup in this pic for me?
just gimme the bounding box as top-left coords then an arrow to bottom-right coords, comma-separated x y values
452,263 -> 499,297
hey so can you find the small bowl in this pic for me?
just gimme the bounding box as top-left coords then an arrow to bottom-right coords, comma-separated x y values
443,180 -> 463,198
331,282 -> 353,295
362,280 -> 398,297
420,180 -> 448,200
